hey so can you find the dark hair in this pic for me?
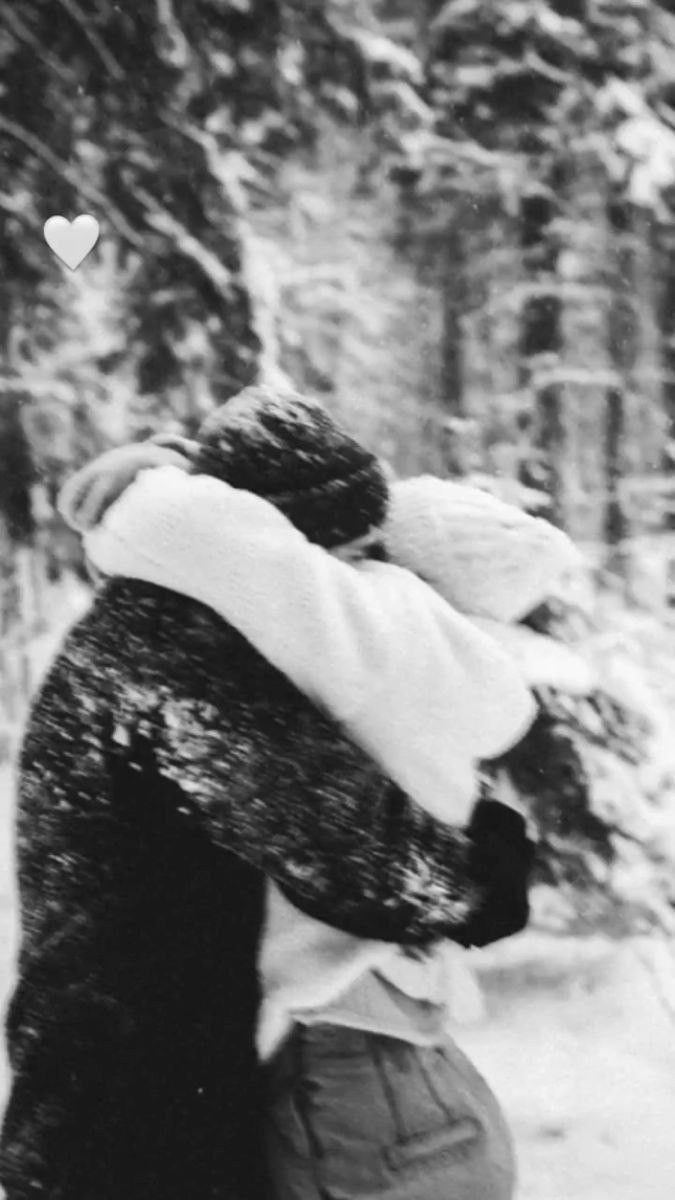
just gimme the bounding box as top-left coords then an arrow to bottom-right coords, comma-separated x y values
365,539 -> 389,562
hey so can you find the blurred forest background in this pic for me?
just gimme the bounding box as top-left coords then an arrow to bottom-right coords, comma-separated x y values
1,2 -> 675,1197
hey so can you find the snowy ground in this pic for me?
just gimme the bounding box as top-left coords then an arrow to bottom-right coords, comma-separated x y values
457,934 -> 675,1200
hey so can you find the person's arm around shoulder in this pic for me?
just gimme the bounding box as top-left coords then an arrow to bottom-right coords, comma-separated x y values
82,464 -> 535,817
133,654 -> 536,951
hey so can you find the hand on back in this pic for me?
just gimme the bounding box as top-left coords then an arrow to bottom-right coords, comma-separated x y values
58,435 -> 197,533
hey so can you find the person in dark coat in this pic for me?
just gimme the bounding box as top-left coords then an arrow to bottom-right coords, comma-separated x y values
0,388 -> 535,1200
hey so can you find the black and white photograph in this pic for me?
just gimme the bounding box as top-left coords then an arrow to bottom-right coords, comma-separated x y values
1,2 -> 674,1198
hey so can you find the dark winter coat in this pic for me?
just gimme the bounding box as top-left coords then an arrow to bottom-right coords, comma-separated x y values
0,577 -> 534,1200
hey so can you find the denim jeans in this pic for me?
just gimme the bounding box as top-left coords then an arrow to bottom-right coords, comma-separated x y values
264,1024 -> 516,1200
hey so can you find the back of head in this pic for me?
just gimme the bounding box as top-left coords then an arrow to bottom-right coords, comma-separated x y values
193,385 -> 389,549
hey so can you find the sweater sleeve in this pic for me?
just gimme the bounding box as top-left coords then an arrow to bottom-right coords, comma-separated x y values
85,466 -> 535,823
143,660 -> 535,950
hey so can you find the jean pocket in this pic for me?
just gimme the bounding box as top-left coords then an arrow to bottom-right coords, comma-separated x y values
383,1116 -> 482,1172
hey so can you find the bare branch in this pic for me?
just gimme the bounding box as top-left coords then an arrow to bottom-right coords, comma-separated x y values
54,0 -> 124,80
155,0 -> 191,69
0,114 -> 143,249
135,185 -> 234,296
2,9 -> 78,87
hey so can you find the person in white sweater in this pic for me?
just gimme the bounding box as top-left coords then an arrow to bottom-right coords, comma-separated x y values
59,398 -> 579,1200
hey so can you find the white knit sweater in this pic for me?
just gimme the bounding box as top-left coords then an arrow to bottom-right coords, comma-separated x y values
83,467 -> 581,1057
85,467 -> 537,824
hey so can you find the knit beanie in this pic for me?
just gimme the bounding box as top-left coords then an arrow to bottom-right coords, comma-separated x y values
193,386 -> 389,549
384,475 -> 581,623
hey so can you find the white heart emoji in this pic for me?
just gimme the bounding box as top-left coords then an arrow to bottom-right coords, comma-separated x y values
43,214 -> 100,271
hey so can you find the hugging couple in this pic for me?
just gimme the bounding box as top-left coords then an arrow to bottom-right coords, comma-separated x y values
1,386 -> 578,1200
